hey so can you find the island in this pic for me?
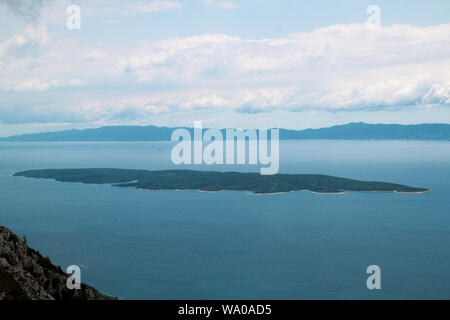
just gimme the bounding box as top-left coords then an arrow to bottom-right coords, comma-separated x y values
13,169 -> 431,195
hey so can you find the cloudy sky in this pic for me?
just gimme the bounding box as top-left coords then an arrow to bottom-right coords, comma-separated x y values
0,0 -> 449,136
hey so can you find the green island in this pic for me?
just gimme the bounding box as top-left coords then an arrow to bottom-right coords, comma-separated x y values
13,168 -> 431,195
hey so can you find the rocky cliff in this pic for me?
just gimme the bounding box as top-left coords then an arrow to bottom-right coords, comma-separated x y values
0,226 -> 115,300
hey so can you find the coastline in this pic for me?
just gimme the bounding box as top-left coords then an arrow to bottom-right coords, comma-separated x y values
394,189 -> 433,194
309,191 -> 346,195
111,184 -> 433,196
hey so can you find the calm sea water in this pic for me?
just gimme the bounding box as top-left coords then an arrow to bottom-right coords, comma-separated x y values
0,140 -> 449,299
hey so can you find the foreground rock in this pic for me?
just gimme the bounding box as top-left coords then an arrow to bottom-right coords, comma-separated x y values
0,226 -> 115,300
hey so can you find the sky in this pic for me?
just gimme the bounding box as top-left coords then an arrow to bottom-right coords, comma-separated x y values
0,0 -> 449,136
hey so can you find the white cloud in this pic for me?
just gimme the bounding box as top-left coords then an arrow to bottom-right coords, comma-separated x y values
7,78 -> 58,91
0,22 -> 449,124
69,78 -> 85,86
84,50 -> 107,61
0,23 -> 49,59
122,24 -> 450,81
203,0 -> 239,9
422,83 -> 450,105
131,1 -> 183,13
119,23 -> 450,112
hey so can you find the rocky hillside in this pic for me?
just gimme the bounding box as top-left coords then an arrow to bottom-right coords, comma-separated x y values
0,226 -> 115,300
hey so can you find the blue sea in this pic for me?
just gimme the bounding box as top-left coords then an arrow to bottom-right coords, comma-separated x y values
0,140 -> 449,299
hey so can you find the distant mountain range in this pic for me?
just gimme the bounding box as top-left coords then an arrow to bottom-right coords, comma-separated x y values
1,122 -> 449,141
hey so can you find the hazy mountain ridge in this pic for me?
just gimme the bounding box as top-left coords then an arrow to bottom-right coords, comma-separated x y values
1,122 -> 449,141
